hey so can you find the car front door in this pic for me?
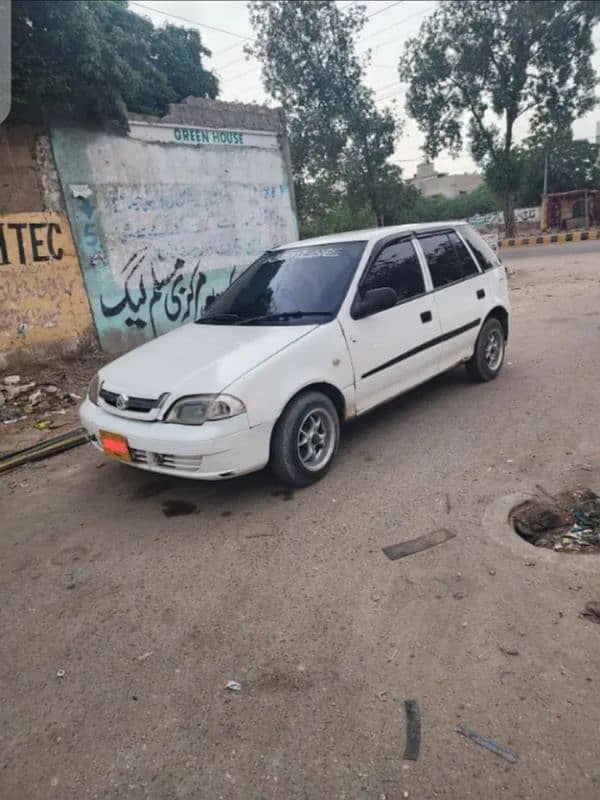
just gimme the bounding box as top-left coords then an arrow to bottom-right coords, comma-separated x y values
339,235 -> 443,414
414,229 -> 487,370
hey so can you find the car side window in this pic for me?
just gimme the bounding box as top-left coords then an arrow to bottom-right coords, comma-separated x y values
459,225 -> 501,271
362,238 -> 425,301
418,231 -> 478,289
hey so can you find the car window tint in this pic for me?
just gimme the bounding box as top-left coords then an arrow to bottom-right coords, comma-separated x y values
448,231 -> 479,277
459,225 -> 500,271
362,238 -> 425,301
418,231 -> 477,288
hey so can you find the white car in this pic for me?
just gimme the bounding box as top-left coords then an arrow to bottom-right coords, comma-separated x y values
80,222 -> 509,487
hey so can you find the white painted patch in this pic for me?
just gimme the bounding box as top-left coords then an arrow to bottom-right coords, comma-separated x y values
70,184 -> 93,199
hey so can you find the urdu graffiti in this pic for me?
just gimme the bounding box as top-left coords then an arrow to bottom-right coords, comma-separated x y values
100,247 -> 217,337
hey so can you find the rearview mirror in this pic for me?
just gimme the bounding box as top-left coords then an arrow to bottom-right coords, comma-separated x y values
352,287 -> 397,319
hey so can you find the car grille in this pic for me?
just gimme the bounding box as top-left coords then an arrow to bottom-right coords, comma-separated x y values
130,448 -> 203,473
100,388 -> 160,413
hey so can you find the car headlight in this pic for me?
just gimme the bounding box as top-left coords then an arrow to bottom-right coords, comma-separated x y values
88,373 -> 101,406
165,394 -> 246,425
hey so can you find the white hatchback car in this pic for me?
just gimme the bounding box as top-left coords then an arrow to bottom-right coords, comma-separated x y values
80,222 -> 509,487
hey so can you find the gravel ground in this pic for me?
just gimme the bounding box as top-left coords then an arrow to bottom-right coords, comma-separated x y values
1,242 -> 600,800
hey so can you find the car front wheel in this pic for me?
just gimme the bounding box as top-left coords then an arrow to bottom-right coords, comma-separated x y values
270,391 -> 340,487
466,317 -> 506,382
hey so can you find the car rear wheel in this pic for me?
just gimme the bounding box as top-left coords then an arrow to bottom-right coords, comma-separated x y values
270,391 -> 340,487
466,317 -> 505,382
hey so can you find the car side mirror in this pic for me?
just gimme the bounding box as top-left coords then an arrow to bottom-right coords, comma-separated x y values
352,287 -> 398,319
204,294 -> 219,311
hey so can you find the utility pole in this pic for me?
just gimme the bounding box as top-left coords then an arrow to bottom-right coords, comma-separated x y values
543,152 -> 548,195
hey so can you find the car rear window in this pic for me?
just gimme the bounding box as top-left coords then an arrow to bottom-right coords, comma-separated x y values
459,225 -> 501,271
417,230 -> 479,288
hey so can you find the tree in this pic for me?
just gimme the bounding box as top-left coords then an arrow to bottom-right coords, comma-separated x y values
11,0 -> 218,128
400,1 -> 599,237
515,131 -> 600,207
247,0 -> 403,228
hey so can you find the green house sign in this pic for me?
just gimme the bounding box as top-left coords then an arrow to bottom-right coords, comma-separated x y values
173,127 -> 245,146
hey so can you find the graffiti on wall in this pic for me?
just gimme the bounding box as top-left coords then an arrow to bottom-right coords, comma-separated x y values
51,124 -> 299,352
469,207 -> 541,229
72,181 -> 296,346
0,217 -> 65,265
99,247 -> 220,336
0,213 -> 93,355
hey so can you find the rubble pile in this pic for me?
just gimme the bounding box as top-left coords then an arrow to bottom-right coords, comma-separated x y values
0,374 -> 81,427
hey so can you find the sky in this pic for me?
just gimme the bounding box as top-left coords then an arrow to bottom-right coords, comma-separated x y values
128,0 -> 600,179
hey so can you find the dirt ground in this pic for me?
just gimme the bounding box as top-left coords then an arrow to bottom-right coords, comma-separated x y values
2,241 -> 600,800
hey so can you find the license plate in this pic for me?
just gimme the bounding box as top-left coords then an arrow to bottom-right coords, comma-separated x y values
99,430 -> 131,461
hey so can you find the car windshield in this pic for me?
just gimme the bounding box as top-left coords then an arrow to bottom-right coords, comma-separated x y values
197,241 -> 366,325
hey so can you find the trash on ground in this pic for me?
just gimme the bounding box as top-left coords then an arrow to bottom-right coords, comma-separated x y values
136,651 -> 153,661
403,699 -> 421,761
382,528 -> 456,561
455,723 -> 517,763
581,601 -> 600,624
34,420 -> 51,430
499,645 -> 519,656
0,428 -> 89,475
56,669 -> 66,678
511,489 -> 600,553
225,680 -> 242,692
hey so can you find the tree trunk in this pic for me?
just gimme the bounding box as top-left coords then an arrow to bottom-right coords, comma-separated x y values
504,189 -> 515,239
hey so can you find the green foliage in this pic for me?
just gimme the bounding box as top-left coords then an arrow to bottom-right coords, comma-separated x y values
11,0 -> 218,128
400,0 -> 598,235
515,132 -> 600,206
410,184 -> 503,224
248,0 -> 403,230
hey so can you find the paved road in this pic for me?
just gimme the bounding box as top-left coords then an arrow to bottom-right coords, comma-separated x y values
2,248 -> 600,799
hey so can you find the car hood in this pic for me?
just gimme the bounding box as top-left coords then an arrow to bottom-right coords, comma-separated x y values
99,322 -> 317,398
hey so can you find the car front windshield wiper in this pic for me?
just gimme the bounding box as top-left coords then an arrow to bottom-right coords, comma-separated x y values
236,310 -> 334,325
196,313 -> 241,324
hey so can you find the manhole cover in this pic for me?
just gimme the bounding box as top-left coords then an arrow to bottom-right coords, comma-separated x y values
510,488 -> 600,554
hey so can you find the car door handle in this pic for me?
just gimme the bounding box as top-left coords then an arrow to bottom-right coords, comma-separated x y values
420,310 -> 432,323
477,289 -> 485,299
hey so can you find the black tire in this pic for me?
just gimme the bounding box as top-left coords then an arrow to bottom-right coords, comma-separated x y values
466,317 -> 506,382
270,391 -> 340,488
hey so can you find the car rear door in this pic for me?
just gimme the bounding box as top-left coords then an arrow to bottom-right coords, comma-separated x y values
414,228 -> 487,370
339,234 -> 443,414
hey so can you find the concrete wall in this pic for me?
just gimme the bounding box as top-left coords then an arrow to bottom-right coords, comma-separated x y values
50,99 -> 299,353
0,123 -> 94,369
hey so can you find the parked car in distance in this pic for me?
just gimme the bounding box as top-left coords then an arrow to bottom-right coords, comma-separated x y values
80,222 -> 510,487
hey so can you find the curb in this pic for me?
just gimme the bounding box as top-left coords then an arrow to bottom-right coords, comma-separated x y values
499,228 -> 599,249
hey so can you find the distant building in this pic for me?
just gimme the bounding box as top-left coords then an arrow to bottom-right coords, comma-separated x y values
410,161 -> 483,199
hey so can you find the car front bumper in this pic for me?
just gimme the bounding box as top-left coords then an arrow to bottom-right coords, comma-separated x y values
80,398 -> 272,480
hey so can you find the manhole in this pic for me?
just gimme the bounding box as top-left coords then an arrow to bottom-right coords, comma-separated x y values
510,488 -> 600,554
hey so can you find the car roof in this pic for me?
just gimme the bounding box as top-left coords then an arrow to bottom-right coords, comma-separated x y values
277,221 -> 468,250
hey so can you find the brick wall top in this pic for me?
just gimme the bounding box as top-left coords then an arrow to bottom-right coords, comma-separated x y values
128,96 -> 284,133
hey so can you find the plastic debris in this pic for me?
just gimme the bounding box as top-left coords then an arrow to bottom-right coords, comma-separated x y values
2,374 -> 21,385
56,669 -> 66,678
35,420 -> 51,430
455,723 -> 517,763
225,680 -> 242,692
